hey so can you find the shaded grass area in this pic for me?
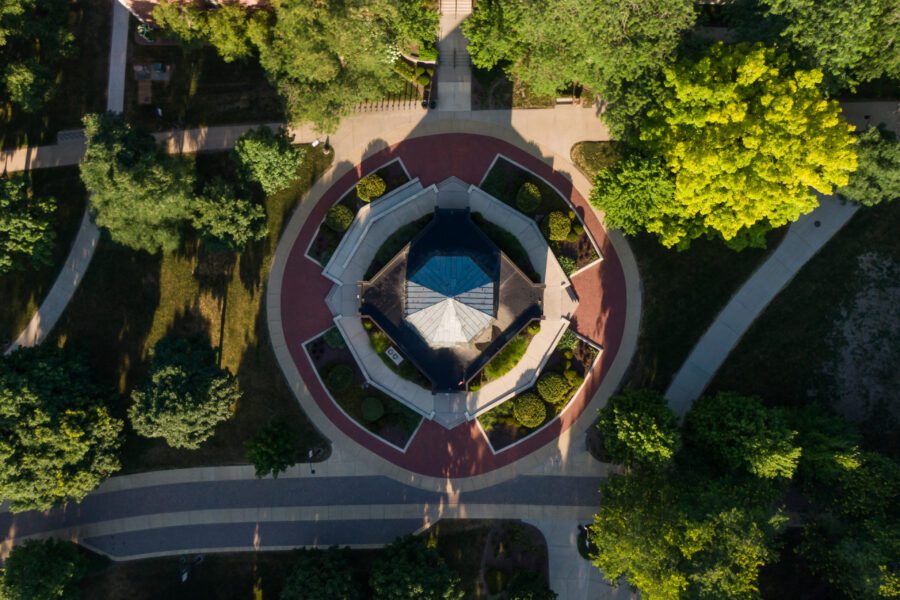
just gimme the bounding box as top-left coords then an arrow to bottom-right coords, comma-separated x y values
0,168 -> 86,342
52,147 -> 333,472
308,160 -> 411,266
569,141 -> 786,391
711,201 -> 900,454
0,0 -> 110,149
306,331 -> 422,449
124,30 -> 283,131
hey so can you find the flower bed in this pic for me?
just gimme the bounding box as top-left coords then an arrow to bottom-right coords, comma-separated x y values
306,327 -> 422,448
480,157 -> 599,275
477,330 -> 598,450
308,160 -> 410,266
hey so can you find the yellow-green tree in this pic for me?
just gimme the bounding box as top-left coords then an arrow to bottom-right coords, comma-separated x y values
640,42 -> 857,248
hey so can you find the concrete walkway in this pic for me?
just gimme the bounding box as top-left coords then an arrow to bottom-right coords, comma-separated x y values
3,0 -> 129,354
436,0 -> 473,111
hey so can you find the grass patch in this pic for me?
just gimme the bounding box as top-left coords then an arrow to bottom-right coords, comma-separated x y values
363,320 -> 430,387
364,214 -> 433,278
307,330 -> 422,448
52,147 -> 333,472
0,0 -> 110,149
471,212 -> 539,282
308,161 -> 411,267
480,326 -> 535,383
711,201 -> 900,455
0,168 -> 86,342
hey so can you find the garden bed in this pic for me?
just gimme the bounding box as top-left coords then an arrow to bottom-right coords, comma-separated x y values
364,214 -> 434,278
362,319 -> 430,388
478,330 -> 598,450
469,321 -> 540,390
471,212 -> 540,282
307,160 -> 411,266
306,328 -> 422,449
480,157 -> 599,275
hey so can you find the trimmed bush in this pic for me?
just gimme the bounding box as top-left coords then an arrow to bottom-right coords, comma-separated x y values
514,393 -> 546,428
325,204 -> 354,232
557,255 -> 577,275
545,211 -> 571,241
527,321 -> 541,335
558,329 -> 578,351
361,397 -> 385,422
326,364 -> 354,394
516,182 -> 541,213
484,334 -> 529,380
323,327 -> 346,349
537,372 -> 570,404
356,174 -> 387,203
419,46 -> 438,61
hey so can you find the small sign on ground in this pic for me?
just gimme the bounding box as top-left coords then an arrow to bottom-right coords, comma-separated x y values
385,346 -> 404,366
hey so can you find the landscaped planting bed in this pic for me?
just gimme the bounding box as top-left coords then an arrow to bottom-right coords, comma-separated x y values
478,330 -> 598,450
0,168 -> 87,342
471,212 -> 540,282
306,327 -> 422,449
362,319 -> 430,388
469,321 -> 540,390
308,161 -> 410,266
364,213 -> 434,278
480,157 -> 599,275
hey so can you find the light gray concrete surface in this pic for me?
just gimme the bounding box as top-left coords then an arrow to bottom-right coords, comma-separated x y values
436,0 -> 472,111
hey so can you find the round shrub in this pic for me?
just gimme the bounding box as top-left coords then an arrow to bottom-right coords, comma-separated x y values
558,329 -> 579,351
514,393 -> 546,428
516,182 -> 541,213
323,327 -> 346,349
325,204 -> 354,232
361,397 -> 384,422
356,174 -> 387,203
527,321 -> 541,335
546,211 -> 572,241
537,372 -> 570,404
325,364 -> 354,394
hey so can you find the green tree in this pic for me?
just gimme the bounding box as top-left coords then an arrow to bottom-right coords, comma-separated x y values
280,547 -> 361,600
639,42 -> 857,248
761,0 -> 900,87
4,60 -> 54,112
464,0 -> 696,131
684,392 -> 801,479
506,570 -> 557,600
1,539 -> 85,600
395,0 -> 439,49
80,112 -> 195,253
246,421 -> 297,479
596,389 -> 680,468
0,174 -> 55,274
370,535 -> 464,600
233,126 -> 304,196
838,125 -> 900,207
0,346 -> 122,512
129,335 -> 240,450
192,179 -> 268,250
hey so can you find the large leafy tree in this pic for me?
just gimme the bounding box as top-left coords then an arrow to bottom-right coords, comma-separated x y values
638,42 -> 857,249
0,174 -> 55,274
596,389 -> 681,468
129,335 -> 240,450
280,547 -> 361,600
838,125 -> 900,207
0,346 -> 122,512
246,421 -> 297,480
370,535 -> 464,600
233,126 -> 305,196
1,539 -> 86,600
80,112 -> 195,253
464,0 -> 696,130
192,179 -> 267,251
760,0 -> 900,87
153,0 -> 268,62
685,392 -> 801,479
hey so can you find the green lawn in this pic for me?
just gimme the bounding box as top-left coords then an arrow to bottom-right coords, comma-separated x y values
711,200 -> 900,454
0,168 -> 87,343
570,141 -> 785,390
0,0 -> 110,149
52,147 -> 333,472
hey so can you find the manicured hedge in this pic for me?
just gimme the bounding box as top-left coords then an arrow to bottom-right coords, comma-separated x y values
361,397 -> 385,422
356,174 -> 386,202
484,334 -> 530,381
516,182 -> 541,213
514,393 -> 546,428
326,364 -> 354,394
325,204 -> 354,232
537,372 -> 570,404
324,327 -> 346,349
545,211 -> 571,241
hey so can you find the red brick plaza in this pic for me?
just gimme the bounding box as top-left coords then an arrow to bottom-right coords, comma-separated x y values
279,134 -> 627,478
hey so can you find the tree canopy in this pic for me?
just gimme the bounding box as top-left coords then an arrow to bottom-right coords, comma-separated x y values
232,126 -> 304,196
760,0 -> 900,88
192,178 -> 268,250
838,125 -> 900,207
635,42 -> 857,248
129,335 -> 240,449
80,112 -> 196,254
280,547 -> 361,600
246,421 -> 297,479
1,539 -> 86,600
369,535 -> 464,600
596,389 -> 681,468
0,174 -> 55,274
0,346 -> 122,512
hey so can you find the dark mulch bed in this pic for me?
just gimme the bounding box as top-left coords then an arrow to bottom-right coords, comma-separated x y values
479,336 -> 598,450
306,329 -> 422,448
479,157 -> 600,275
307,160 -> 411,266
